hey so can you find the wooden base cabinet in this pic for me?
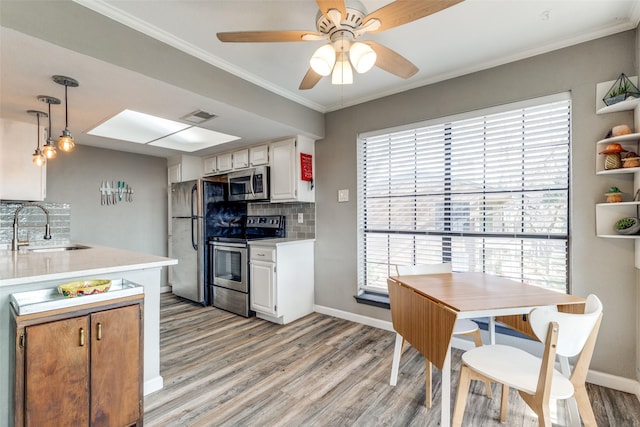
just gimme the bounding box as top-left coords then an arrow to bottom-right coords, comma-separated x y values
12,296 -> 144,427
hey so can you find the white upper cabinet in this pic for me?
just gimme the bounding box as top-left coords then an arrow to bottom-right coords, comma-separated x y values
202,156 -> 217,176
250,145 -> 269,166
167,155 -> 202,183
232,149 -> 249,170
0,118 -> 46,201
217,152 -> 233,172
269,136 -> 315,203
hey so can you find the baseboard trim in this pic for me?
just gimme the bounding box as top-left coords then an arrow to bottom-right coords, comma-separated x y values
314,304 -> 640,398
144,375 -> 164,396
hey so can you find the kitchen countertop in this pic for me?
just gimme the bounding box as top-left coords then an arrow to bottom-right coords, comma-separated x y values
247,238 -> 315,246
0,243 -> 177,287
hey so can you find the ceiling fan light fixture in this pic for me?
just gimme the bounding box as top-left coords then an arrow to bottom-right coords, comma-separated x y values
310,44 -> 336,76
349,42 -> 377,73
332,53 -> 353,85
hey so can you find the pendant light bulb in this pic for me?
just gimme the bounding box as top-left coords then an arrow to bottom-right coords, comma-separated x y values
39,95 -> 60,159
28,109 -> 47,167
57,129 -> 75,152
310,44 -> 336,76
33,149 -> 46,166
53,75 -> 79,153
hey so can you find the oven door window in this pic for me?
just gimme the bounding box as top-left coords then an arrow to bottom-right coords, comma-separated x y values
213,246 -> 248,292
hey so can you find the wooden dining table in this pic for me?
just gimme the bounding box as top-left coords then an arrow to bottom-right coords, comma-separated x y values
387,272 -> 586,427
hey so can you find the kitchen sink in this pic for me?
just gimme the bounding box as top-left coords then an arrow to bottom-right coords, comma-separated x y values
27,244 -> 91,253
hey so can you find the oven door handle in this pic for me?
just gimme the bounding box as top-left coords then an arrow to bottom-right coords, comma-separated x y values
191,183 -> 198,250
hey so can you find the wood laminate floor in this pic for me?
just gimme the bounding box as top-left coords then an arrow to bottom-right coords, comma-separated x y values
144,294 -> 640,426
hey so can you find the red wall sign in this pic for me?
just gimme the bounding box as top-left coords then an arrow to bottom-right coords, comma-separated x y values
301,153 -> 313,181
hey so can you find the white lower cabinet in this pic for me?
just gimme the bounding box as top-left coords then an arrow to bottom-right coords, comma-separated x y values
249,239 -> 314,324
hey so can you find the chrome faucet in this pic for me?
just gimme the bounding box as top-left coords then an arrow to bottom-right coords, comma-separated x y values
11,203 -> 52,251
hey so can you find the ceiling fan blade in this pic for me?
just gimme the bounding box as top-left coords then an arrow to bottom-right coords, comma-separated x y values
316,0 -> 347,19
299,68 -> 323,90
365,41 -> 418,79
363,0 -> 464,33
217,31 -> 321,43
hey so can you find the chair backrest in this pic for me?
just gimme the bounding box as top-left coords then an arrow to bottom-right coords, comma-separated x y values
396,263 -> 452,276
529,294 -> 603,358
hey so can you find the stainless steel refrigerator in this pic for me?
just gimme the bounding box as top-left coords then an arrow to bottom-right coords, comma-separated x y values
169,179 -> 224,304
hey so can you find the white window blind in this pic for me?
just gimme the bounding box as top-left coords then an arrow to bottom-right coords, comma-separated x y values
357,95 -> 571,294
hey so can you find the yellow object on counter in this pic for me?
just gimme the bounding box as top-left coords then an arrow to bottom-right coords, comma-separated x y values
58,279 -> 112,297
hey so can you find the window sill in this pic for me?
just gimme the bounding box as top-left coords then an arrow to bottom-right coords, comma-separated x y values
354,292 -> 390,309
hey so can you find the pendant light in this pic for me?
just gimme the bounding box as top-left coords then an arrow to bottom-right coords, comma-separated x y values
38,95 -> 61,159
53,75 -> 79,153
27,110 -> 47,167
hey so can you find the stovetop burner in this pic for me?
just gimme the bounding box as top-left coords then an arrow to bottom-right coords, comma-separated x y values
208,215 -> 285,244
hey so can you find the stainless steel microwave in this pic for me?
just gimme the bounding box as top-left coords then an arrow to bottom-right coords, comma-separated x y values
227,166 -> 269,202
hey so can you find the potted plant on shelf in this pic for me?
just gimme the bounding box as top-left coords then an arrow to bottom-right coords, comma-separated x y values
605,186 -> 623,203
603,73 -> 640,106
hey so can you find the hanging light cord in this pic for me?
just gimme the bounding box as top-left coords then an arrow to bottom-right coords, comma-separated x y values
64,83 -> 69,129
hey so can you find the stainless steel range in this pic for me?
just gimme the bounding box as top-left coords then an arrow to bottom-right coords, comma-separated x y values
208,215 -> 285,317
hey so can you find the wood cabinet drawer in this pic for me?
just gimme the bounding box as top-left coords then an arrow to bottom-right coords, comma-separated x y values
250,246 -> 275,262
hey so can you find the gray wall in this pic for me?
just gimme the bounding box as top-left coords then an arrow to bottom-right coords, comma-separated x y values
316,30 -> 638,379
46,145 -> 169,285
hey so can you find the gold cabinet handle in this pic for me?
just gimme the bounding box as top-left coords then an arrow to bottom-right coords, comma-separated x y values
97,322 -> 102,341
79,328 -> 85,346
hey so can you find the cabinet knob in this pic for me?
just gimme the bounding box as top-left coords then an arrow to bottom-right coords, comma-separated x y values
79,328 -> 85,346
97,322 -> 103,341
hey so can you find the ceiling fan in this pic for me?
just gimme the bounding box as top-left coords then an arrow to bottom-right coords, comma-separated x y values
216,0 -> 463,90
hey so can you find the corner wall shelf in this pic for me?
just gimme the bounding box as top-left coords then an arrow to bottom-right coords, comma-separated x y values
594,76 -> 640,267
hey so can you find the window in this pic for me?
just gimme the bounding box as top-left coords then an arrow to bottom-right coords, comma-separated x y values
357,94 -> 571,294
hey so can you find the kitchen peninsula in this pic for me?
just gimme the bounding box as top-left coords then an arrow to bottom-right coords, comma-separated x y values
0,244 -> 177,426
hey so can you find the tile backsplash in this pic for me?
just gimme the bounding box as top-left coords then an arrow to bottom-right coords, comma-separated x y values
0,202 -> 71,249
248,202 -> 315,239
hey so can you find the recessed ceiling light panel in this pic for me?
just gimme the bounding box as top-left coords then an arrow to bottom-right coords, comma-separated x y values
149,126 -> 239,152
88,109 -> 239,152
88,109 -> 189,143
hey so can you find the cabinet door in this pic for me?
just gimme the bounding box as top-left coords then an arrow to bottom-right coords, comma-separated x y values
233,149 -> 249,169
217,152 -> 233,172
91,304 -> 142,426
25,316 -> 90,426
270,138 -> 296,201
203,156 -> 217,175
250,260 -> 276,315
168,164 -> 182,184
0,118 -> 46,201
250,145 -> 269,166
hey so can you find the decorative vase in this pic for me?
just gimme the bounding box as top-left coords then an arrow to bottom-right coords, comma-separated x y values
604,153 -> 622,170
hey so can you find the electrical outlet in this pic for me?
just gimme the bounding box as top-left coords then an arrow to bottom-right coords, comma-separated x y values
298,213 -> 304,223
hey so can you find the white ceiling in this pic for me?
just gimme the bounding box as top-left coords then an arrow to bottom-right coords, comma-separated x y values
2,0 -> 640,158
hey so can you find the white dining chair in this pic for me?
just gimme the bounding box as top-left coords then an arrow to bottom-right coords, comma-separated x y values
452,294 -> 603,427
390,263 -> 491,408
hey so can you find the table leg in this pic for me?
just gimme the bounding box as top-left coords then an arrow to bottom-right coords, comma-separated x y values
489,316 -> 496,344
441,345 -> 452,427
390,333 -> 403,386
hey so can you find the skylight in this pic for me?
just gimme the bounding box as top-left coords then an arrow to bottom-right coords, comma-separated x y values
88,109 -> 239,152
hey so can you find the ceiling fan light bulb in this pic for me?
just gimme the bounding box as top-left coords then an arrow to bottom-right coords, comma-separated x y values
57,129 -> 76,152
350,42 -> 377,73
332,58 -> 353,85
310,44 -> 336,76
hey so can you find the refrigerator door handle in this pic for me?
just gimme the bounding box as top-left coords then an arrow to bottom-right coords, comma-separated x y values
191,183 -> 198,250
